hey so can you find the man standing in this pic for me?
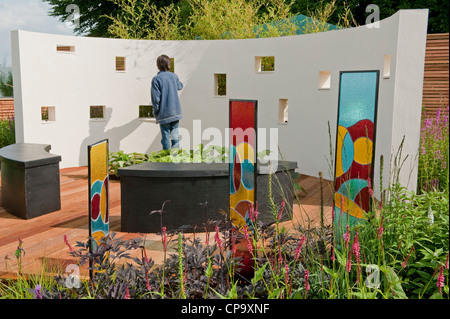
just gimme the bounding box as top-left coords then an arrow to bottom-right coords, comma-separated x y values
151,55 -> 183,150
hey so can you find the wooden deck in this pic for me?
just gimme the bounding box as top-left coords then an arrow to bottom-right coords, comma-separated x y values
0,167 -> 333,279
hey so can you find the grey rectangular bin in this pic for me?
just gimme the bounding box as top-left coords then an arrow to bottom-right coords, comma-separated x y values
0,143 -> 62,219
117,160 -> 297,233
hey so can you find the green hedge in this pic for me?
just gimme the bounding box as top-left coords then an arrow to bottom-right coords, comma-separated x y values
0,118 -> 15,149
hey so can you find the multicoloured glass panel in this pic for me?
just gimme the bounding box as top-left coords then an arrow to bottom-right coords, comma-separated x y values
229,100 -> 257,231
88,139 -> 110,250
334,71 -> 379,228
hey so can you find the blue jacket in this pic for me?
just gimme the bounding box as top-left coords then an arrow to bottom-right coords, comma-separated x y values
151,71 -> 183,125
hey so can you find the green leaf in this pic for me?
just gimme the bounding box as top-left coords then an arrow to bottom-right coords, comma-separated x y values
406,268 -> 416,276
334,249 -> 346,267
251,263 -> 267,285
268,288 -> 282,299
380,266 -> 407,299
290,290 -> 304,299
322,265 -> 338,279
416,269 -> 432,280
228,282 -> 238,299
430,291 -> 443,299
205,258 -> 213,278
210,288 -> 228,299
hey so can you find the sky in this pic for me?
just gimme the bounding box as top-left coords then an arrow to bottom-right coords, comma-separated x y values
0,0 -> 76,67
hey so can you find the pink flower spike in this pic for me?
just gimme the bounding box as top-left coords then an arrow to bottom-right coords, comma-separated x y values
278,199 -> 285,221
243,226 -> 253,254
278,248 -> 283,266
346,250 -> 352,273
124,286 -> 130,299
64,235 -> 74,253
214,226 -> 223,251
295,236 -> 306,260
377,217 -> 384,240
352,229 -> 361,263
248,204 -> 255,222
284,263 -> 289,286
437,266 -> 444,294
146,273 -> 151,291
402,246 -> 415,268
343,225 -> 350,249
401,259 -> 407,268
367,178 -> 374,198
161,227 -> 167,251
304,269 -> 310,292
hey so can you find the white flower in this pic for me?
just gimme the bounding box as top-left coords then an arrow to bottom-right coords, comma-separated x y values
427,205 -> 434,225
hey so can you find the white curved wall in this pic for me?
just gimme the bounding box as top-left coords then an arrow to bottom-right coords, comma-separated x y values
11,9 -> 428,193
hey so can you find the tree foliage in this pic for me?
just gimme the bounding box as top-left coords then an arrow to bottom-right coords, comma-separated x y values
186,0 -> 298,39
43,0 -> 448,37
105,0 -> 185,40
42,0 -> 184,37
299,0 -> 357,33
42,0 -> 120,36
291,0 -> 449,33
106,0 -> 300,40
0,71 -> 13,98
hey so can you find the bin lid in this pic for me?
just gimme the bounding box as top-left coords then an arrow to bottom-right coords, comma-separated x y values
0,143 -> 61,168
117,160 -> 297,178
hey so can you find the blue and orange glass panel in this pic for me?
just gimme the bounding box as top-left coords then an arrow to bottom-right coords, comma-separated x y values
334,71 -> 379,229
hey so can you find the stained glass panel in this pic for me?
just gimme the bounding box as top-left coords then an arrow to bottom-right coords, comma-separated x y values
88,139 -> 110,278
334,71 -> 379,229
229,100 -> 257,231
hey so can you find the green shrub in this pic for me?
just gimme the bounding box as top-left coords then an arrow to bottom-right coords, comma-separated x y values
109,145 -> 270,177
350,185 -> 449,299
0,117 -> 15,149
418,107 -> 449,193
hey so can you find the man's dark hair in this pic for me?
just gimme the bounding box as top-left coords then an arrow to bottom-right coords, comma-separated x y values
156,55 -> 171,72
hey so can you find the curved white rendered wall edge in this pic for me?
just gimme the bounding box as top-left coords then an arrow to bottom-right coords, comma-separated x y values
11,9 -> 428,193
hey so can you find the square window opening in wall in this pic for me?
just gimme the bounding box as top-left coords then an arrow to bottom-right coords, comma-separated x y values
139,105 -> 154,119
318,71 -> 331,89
56,45 -> 75,53
255,56 -> 275,72
214,73 -> 227,96
116,56 -> 126,72
90,105 -> 105,120
383,54 -> 391,78
278,99 -> 288,124
41,106 -> 56,122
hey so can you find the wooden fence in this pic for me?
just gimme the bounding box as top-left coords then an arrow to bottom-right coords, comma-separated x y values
422,33 -> 449,118
0,98 -> 14,120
